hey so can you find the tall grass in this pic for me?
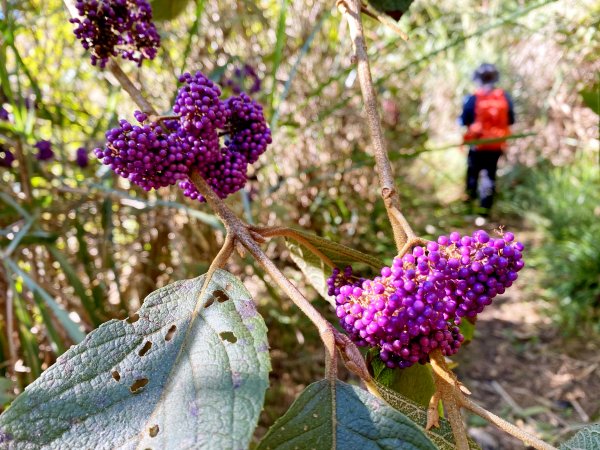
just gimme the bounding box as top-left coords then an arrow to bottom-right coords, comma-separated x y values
505,151 -> 600,334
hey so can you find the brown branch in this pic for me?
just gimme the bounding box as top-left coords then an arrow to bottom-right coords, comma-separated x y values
360,3 -> 409,41
462,397 -> 556,450
429,349 -> 469,450
107,61 -> 157,115
189,172 -> 339,381
337,0 -> 414,252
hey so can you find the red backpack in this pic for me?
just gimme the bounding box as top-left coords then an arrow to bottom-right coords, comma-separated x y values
464,88 -> 511,150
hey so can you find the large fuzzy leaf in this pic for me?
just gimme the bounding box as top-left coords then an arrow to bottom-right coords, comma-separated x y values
257,379 -> 436,449
560,424 -> 600,450
0,270 -> 271,449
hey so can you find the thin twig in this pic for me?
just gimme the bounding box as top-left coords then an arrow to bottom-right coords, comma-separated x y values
463,397 -> 557,450
197,234 -> 235,308
189,172 -> 339,381
14,140 -> 32,202
107,61 -> 157,115
360,3 -> 409,41
337,0 -> 414,252
4,269 -> 17,371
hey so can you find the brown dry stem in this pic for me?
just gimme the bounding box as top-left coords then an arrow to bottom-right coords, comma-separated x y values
359,3 -> 409,40
337,0 -> 415,252
188,172 -> 339,381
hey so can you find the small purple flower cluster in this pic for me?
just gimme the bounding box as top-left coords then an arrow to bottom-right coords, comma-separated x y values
223,64 -> 262,95
35,140 -> 54,161
0,145 -> 14,168
76,147 -> 89,168
0,106 -> 9,121
328,230 -> 524,369
95,71 -> 271,199
70,0 -> 160,67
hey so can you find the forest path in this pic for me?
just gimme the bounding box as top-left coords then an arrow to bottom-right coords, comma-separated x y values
453,221 -> 600,449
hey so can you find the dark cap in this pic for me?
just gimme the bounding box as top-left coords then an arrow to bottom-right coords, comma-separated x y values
473,63 -> 499,84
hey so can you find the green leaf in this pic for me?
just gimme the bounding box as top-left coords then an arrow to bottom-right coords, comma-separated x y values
560,424 -> 600,450
0,377 -> 14,406
580,83 -> 599,116
268,0 -> 289,115
285,228 -> 384,269
287,240 -> 331,303
150,0 -> 192,20
372,381 -> 480,450
47,246 -> 103,327
367,0 -> 415,20
0,270 -> 271,449
370,351 -> 435,408
459,318 -> 476,345
257,379 -> 436,450
283,228 -> 384,304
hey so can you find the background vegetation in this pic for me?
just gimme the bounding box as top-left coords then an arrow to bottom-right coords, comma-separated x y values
0,0 -> 598,446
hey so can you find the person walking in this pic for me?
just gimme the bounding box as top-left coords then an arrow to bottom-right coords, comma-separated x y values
460,63 -> 515,216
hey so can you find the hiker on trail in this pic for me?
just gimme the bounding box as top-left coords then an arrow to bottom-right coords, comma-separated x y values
460,63 -> 515,216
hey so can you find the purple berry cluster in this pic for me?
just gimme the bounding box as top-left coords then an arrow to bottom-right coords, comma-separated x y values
224,94 -> 271,164
76,147 -> 89,168
95,71 -> 271,200
173,72 -> 229,164
95,116 -> 193,191
0,145 -> 14,168
70,0 -> 160,68
328,230 -> 524,369
35,140 -> 54,161
223,64 -> 262,95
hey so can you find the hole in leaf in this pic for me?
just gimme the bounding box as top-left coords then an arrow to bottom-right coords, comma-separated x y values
219,331 -> 237,343
138,341 -> 152,357
130,378 -> 149,393
214,290 -> 229,303
204,296 -> 215,308
127,313 -> 140,323
165,325 -> 177,341
225,283 -> 233,291
149,424 -> 159,438
112,370 -> 121,382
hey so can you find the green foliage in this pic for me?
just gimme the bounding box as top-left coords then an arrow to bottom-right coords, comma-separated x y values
560,424 -> 600,450
504,152 -> 600,334
0,271 -> 271,448
150,0 -> 193,21
257,379 -> 436,450
0,378 -> 14,407
369,352 -> 435,408
579,81 -> 599,116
